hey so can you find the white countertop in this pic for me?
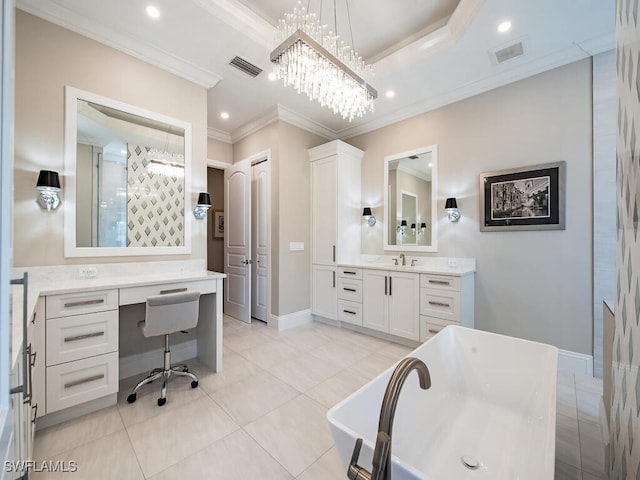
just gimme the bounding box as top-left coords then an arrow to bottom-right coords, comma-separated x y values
10,260 -> 225,369
340,256 -> 476,276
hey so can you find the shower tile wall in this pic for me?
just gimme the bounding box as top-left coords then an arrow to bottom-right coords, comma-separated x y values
610,1 -> 640,478
126,144 -> 185,247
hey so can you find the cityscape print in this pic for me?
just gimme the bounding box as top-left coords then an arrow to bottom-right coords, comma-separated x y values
490,176 -> 550,220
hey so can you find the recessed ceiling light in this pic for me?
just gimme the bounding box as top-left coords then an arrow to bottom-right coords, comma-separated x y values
146,5 -> 160,18
220,112 -> 230,120
497,21 -> 511,33
385,90 -> 395,98
268,72 -> 277,81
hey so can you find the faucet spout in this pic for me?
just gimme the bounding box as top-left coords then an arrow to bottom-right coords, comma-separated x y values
348,357 -> 431,480
399,253 -> 405,266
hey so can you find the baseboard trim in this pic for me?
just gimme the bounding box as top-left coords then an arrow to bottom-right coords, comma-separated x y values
558,349 -> 594,376
269,309 -> 312,331
119,340 -> 197,380
36,394 -> 117,431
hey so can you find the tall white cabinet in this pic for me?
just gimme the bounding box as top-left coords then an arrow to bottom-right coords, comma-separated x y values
309,141 -> 363,320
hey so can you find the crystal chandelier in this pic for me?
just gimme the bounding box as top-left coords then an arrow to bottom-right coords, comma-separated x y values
270,1 -> 377,121
146,149 -> 185,178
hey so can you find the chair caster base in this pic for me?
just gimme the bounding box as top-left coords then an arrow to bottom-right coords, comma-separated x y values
191,380 -> 198,389
127,393 -> 137,404
157,397 -> 166,406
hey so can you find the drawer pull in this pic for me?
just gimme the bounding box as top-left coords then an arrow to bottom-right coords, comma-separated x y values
31,403 -> 38,424
64,373 -> 105,389
428,280 -> 450,286
428,328 -> 441,334
160,287 -> 188,295
344,271 -> 357,275
64,331 -> 105,343
343,287 -> 357,292
63,298 -> 105,308
343,310 -> 357,315
428,301 -> 450,308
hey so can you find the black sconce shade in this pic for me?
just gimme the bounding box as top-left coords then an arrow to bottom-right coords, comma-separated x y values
197,192 -> 212,206
410,223 -> 416,229
36,170 -> 61,189
400,220 -> 407,227
362,207 -> 372,217
445,197 -> 458,209
420,222 -> 427,229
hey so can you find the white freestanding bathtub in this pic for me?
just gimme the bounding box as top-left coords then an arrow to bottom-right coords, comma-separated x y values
327,326 -> 558,480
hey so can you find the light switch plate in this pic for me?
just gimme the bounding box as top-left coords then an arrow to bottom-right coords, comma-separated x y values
289,242 -> 304,251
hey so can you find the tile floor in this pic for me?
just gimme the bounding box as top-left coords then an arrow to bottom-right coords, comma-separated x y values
32,316 -> 606,479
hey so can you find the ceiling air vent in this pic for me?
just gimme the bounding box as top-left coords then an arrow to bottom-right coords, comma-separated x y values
229,56 -> 263,77
490,41 -> 525,64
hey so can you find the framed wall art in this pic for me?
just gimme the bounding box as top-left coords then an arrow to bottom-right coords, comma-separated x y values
213,210 -> 224,238
479,161 -> 565,231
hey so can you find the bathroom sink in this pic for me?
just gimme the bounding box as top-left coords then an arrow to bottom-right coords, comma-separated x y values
327,326 -> 558,479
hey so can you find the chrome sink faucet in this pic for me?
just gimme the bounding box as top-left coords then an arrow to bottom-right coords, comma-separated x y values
398,253 -> 405,266
348,357 -> 431,480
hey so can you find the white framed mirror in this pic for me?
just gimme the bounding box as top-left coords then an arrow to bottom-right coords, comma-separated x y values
64,86 -> 192,257
384,145 -> 438,252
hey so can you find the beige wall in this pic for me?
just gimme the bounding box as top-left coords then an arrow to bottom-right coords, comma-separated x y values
349,59 -> 594,354
14,11 -> 209,266
207,137 -> 232,164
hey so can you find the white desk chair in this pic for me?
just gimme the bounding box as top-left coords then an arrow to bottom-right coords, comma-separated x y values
126,291 -> 201,406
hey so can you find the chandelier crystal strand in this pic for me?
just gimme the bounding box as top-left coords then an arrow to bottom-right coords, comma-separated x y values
270,0 -> 376,121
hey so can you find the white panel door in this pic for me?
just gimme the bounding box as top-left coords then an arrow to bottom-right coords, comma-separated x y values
311,156 -> 336,265
224,161 -> 251,323
251,160 -> 269,322
388,272 -> 420,340
362,269 -> 389,333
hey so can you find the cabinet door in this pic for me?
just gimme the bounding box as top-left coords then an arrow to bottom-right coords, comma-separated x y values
362,269 -> 389,333
312,265 -> 337,320
31,297 -> 45,418
311,157 -> 336,265
388,272 -> 420,341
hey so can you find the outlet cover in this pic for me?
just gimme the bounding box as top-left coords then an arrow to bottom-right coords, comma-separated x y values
79,266 -> 97,278
447,258 -> 459,267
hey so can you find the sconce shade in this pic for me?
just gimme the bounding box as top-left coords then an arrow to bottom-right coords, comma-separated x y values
410,223 -> 416,229
420,222 -> 427,229
36,170 -> 61,190
445,197 -> 458,209
362,207 -> 372,217
400,220 -> 407,227
197,192 -> 211,206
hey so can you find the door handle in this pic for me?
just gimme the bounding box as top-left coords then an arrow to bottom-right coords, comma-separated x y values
242,259 -> 252,265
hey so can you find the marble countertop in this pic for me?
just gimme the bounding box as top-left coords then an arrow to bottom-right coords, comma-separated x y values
10,260 -> 225,369
339,256 -> 476,276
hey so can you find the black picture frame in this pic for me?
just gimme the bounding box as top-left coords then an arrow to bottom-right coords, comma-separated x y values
479,161 -> 565,231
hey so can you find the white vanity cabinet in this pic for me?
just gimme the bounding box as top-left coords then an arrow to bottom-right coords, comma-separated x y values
419,273 -> 475,341
44,289 -> 119,413
309,141 -> 363,319
362,269 -> 420,341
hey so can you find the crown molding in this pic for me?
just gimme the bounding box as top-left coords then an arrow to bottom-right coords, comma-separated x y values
17,0 -> 223,88
231,104 -> 337,144
207,127 -> 232,144
338,42 -> 602,140
190,0 -> 273,48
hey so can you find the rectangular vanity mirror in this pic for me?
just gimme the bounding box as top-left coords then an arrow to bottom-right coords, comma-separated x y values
64,86 -> 192,257
384,145 -> 438,252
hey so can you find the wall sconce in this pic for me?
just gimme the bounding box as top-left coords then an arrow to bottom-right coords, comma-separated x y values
193,192 -> 212,220
36,170 -> 61,211
362,207 -> 376,226
412,222 -> 427,235
445,197 -> 461,222
397,219 -> 407,235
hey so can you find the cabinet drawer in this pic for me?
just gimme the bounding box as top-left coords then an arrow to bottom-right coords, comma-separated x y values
420,316 -> 459,342
46,289 -> 118,319
420,288 -> 460,321
338,300 -> 362,326
337,277 -> 362,302
119,280 -> 215,306
420,274 -> 460,292
46,310 -> 118,366
46,351 -> 118,413
338,267 -> 362,279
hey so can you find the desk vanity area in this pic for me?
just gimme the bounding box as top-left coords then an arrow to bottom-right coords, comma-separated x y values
10,260 -> 225,462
